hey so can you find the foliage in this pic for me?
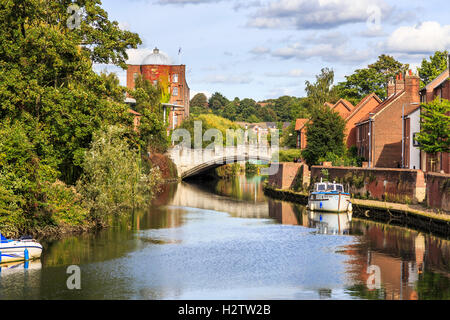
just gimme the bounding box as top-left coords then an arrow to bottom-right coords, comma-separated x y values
418,51 -> 449,88
215,163 -> 242,179
305,68 -> 339,107
190,93 -> 208,109
245,162 -> 258,176
127,75 -> 170,153
77,126 -> 162,225
178,114 -> 243,148
415,98 -> 450,154
302,107 -> 346,166
278,149 -> 302,162
281,122 -> 298,148
335,55 -> 409,102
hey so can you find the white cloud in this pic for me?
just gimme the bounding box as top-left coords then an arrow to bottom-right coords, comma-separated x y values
249,46 -> 271,55
272,42 -> 371,64
202,74 -> 253,84
385,21 -> 450,54
247,0 -> 391,30
265,69 -> 305,78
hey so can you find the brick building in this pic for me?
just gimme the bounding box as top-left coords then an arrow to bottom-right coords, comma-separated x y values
402,106 -> 422,170
355,71 -> 421,168
295,119 -> 309,150
126,48 -> 190,130
419,66 -> 449,173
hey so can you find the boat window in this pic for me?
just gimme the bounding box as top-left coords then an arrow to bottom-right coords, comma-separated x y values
317,184 -> 326,191
336,185 -> 344,192
326,184 -> 334,191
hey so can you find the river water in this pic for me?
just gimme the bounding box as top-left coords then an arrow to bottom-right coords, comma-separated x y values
0,175 -> 449,300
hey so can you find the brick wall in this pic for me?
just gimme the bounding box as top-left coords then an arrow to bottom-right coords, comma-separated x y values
425,172 -> 450,211
268,163 -> 309,190
311,166 -> 426,204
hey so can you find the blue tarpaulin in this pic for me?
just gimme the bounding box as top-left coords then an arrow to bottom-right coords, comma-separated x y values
0,233 -> 8,243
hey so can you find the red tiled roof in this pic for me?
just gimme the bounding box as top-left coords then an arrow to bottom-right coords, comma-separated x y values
295,119 -> 309,131
324,102 -> 334,109
357,91 -> 405,125
422,68 -> 449,91
334,98 -> 354,111
345,92 -> 382,121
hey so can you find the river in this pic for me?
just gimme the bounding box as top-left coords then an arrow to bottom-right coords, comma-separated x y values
0,175 -> 449,300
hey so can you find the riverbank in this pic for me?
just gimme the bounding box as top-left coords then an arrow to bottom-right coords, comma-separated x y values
263,184 -> 450,237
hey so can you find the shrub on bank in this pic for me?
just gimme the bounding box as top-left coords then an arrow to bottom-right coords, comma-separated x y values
278,149 -> 302,162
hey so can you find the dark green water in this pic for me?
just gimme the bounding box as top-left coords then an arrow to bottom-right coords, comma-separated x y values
0,175 -> 449,299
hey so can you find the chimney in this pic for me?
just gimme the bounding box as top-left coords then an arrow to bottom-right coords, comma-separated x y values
387,77 -> 395,97
405,69 -> 420,104
395,72 -> 405,94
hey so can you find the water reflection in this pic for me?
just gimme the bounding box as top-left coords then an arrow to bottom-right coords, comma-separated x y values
0,174 -> 449,300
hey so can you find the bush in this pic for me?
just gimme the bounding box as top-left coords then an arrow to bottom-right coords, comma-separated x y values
278,149 -> 302,162
77,126 -> 162,224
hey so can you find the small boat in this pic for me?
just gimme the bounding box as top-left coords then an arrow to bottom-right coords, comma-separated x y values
0,233 -> 43,264
307,179 -> 352,213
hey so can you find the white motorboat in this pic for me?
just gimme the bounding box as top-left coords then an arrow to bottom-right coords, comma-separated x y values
0,234 -> 43,264
307,179 -> 353,213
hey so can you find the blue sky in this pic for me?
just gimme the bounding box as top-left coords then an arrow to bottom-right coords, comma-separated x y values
95,0 -> 450,101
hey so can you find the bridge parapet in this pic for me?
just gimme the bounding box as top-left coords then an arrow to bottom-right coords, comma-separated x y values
168,145 -> 278,179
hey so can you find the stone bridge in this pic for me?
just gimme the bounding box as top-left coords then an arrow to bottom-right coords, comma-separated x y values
167,145 -> 277,179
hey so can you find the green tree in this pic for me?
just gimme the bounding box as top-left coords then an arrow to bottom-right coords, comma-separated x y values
190,93 -> 208,108
77,126 -> 162,224
305,68 -> 339,107
418,51 -> 449,87
208,92 -> 229,113
127,75 -> 169,153
302,107 -> 347,166
335,55 -> 409,102
415,98 -> 450,154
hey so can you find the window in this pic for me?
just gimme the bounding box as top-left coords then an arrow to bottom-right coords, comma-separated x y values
413,133 -> 420,147
133,73 -> 139,81
153,80 -> 158,87
173,87 -> 178,96
173,74 -> 179,83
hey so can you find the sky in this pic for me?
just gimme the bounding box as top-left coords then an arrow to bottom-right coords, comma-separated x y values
94,0 -> 450,101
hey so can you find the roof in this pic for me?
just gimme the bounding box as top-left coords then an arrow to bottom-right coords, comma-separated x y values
345,93 -> 382,121
333,98 -> 354,111
404,105 -> 421,118
421,68 -> 449,91
324,102 -> 334,109
295,119 -> 309,131
357,91 -> 406,125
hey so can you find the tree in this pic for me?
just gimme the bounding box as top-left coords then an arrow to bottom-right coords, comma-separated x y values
335,55 -> 409,102
301,107 -> 347,166
305,68 -> 339,107
208,92 -> 229,113
77,126 -> 161,223
415,98 -> 450,154
418,51 -> 449,87
190,93 -> 208,108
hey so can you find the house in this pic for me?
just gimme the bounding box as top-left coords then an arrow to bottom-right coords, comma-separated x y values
330,98 -> 355,119
355,70 -> 421,168
126,47 -> 190,130
295,119 -> 309,150
345,93 -> 382,148
402,106 -> 423,170
419,63 -> 449,173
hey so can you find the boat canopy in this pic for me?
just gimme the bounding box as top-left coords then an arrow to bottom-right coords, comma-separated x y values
314,182 -> 345,193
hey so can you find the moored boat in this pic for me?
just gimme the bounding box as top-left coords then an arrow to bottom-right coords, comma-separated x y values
0,233 -> 43,264
307,179 -> 352,213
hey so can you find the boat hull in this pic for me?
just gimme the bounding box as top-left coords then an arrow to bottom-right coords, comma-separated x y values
308,192 -> 352,213
0,241 -> 43,264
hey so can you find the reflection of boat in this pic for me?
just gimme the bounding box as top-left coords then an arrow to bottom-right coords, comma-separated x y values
0,260 -> 42,276
307,180 -> 352,213
308,211 -> 353,235
0,233 -> 43,264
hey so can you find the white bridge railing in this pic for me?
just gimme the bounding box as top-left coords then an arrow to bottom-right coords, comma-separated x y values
168,144 -> 278,178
